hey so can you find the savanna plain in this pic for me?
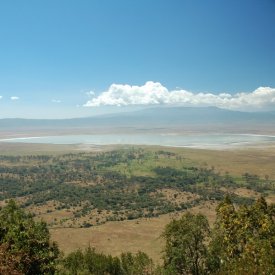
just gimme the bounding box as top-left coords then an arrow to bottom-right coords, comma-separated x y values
1,140 -> 275,266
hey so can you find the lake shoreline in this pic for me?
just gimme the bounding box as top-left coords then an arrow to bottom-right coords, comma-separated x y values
1,132 -> 275,150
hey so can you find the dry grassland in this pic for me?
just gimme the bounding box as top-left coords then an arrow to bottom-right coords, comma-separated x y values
51,201 -> 218,263
175,146 -> 275,179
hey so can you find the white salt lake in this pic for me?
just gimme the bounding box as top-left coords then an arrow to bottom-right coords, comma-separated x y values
1,133 -> 275,149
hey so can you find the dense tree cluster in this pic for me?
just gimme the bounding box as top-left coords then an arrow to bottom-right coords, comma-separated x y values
0,149 -> 270,227
162,213 -> 209,274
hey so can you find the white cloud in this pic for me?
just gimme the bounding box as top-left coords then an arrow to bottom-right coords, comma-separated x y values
52,99 -> 61,103
86,91 -> 95,97
0,96 -> 2,100
11,96 -> 19,100
84,81 -> 275,111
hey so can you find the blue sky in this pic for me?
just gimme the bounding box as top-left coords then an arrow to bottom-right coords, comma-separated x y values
0,0 -> 275,118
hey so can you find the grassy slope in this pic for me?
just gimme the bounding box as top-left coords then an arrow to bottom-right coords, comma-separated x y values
51,201 -> 218,264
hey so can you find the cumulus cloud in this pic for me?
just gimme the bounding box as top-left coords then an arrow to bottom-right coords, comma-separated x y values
84,81 -> 275,111
11,96 -> 19,100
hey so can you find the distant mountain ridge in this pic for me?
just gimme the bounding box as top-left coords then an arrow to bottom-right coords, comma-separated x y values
1,107 -> 275,133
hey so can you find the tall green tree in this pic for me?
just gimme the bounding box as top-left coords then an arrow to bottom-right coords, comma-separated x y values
0,200 -> 59,274
162,212 -> 210,275
209,196 -> 275,274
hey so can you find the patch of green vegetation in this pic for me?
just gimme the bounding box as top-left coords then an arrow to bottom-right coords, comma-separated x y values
105,149 -> 191,177
0,148 -> 274,227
